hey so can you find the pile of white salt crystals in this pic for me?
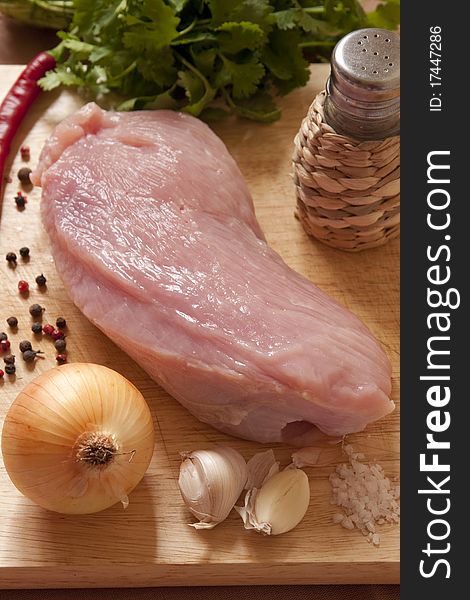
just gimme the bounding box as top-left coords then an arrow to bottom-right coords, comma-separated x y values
329,445 -> 400,546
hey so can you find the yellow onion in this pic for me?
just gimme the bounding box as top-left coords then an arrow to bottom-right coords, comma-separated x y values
1,363 -> 155,514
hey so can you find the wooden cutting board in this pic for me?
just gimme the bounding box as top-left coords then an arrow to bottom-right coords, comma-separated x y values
0,64 -> 399,589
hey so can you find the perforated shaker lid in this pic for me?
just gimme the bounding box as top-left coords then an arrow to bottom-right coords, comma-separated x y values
324,28 -> 400,140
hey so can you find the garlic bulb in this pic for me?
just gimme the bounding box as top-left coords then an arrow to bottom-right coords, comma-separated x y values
178,447 -> 247,529
1,363 -> 155,514
237,468 -> 310,535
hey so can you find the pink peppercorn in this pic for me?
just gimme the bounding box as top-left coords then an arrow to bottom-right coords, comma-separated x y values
18,280 -> 29,293
42,323 -> 55,336
51,329 -> 65,341
1,339 -> 11,352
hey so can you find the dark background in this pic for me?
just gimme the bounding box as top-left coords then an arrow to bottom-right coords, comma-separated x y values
401,0 -> 465,598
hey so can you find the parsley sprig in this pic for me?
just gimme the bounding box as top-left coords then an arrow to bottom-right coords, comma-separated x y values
40,0 -> 400,122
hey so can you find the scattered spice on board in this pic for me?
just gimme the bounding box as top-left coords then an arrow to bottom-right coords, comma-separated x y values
42,323 -> 54,336
54,339 -> 66,353
5,364 -> 16,375
1,339 -> 11,352
19,340 -> 32,353
14,192 -> 26,209
6,252 -> 17,265
17,167 -> 32,184
31,322 -> 43,334
18,280 -> 29,294
6,316 -> 18,328
19,246 -> 30,258
51,328 -> 65,341
20,145 -> 30,160
35,273 -> 47,287
55,317 -> 66,329
3,354 -> 15,365
22,349 -> 44,363
29,303 -> 45,318
330,445 -> 400,547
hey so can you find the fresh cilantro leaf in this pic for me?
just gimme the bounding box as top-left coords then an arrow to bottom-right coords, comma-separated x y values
73,0 -> 124,39
39,67 -> 85,91
144,90 -> 180,110
230,0 -> 274,34
217,21 -> 265,54
220,57 -> 265,98
178,68 -> 216,115
191,48 -> 217,77
325,0 -> 368,32
168,0 -> 191,13
366,0 -> 400,30
117,90 -> 178,111
42,0 -> 398,122
123,0 -> 180,52
274,6 -> 337,36
296,10 -> 337,35
61,39 -> 95,55
199,106 -> 231,121
231,90 -> 281,122
178,69 -> 205,104
136,48 -> 177,88
171,32 -> 217,46
89,46 -> 113,63
207,0 -> 242,24
273,9 -> 298,30
263,29 -> 309,90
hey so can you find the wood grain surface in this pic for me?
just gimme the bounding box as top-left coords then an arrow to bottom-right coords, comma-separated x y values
0,64 -> 399,589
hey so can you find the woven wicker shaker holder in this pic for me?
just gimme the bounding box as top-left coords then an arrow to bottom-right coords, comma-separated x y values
293,28 -> 400,252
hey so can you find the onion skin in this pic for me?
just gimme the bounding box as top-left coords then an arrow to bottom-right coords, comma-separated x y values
1,363 -> 155,514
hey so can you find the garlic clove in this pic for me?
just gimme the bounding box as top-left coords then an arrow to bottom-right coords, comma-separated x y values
245,449 -> 279,490
237,468 -> 310,535
178,446 -> 247,529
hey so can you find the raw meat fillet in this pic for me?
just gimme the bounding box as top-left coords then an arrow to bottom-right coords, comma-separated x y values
33,103 -> 394,444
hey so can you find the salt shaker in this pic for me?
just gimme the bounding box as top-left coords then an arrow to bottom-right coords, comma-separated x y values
293,28 -> 400,251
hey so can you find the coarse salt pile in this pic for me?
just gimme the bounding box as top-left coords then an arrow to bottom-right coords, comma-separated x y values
329,445 -> 400,546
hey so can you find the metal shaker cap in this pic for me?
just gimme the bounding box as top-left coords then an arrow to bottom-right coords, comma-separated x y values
324,28 -> 400,140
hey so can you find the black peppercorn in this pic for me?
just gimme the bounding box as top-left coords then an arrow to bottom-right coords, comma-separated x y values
29,303 -> 44,318
19,246 -> 30,258
6,316 -> 18,328
54,338 -> 67,352
0,332 -> 8,341
5,364 -> 16,375
19,340 -> 32,353
14,194 -> 26,209
3,354 -> 15,365
22,349 -> 43,362
17,167 -> 32,184
6,252 -> 17,264
31,322 -> 43,334
35,273 -> 47,287
55,317 -> 66,329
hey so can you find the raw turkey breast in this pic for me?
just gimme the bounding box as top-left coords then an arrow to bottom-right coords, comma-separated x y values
33,102 -> 394,444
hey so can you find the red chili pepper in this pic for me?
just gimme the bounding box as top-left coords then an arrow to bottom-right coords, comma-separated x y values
0,52 -> 56,199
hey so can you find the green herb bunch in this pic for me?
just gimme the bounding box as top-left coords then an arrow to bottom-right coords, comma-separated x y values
40,0 -> 400,122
